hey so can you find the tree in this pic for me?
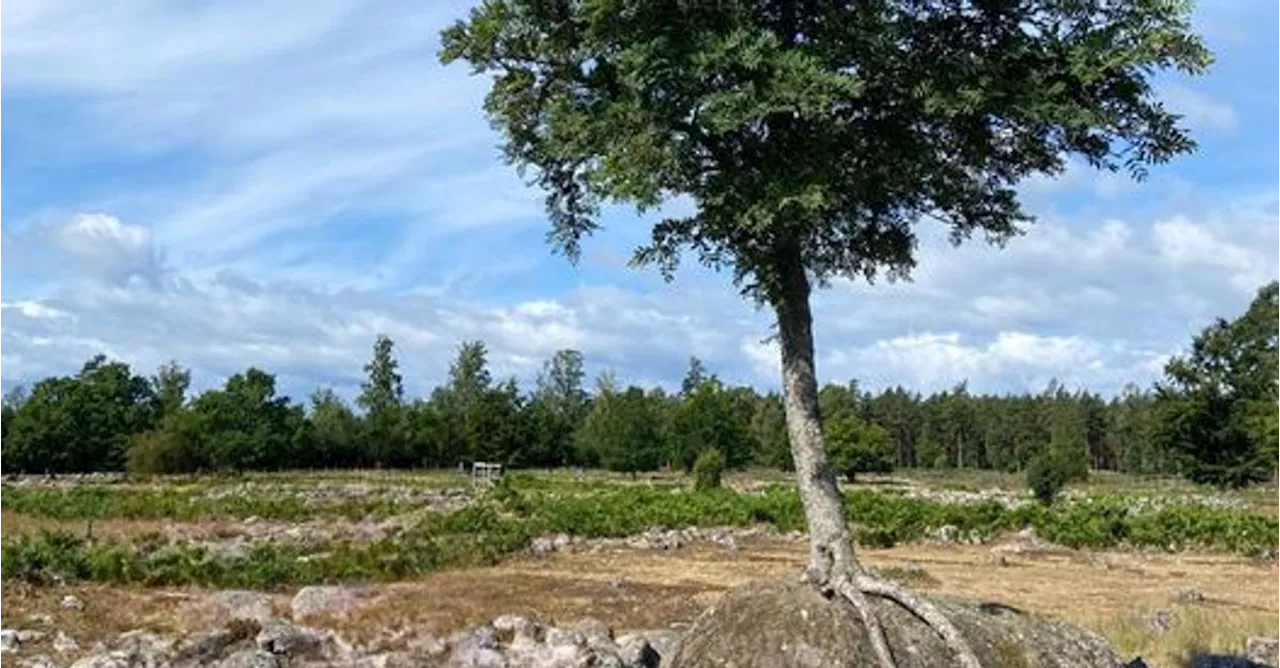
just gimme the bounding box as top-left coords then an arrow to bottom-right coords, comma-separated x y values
669,373 -> 754,471
434,340 -> 494,465
309,389 -> 362,468
4,357 -> 157,472
826,415 -> 894,482
1156,282 -> 1279,488
1,385 -> 28,458
680,357 -> 709,397
357,335 -> 409,467
442,1 -> 1208,662
526,349 -> 590,466
357,335 -> 404,413
186,368 -> 302,471
152,361 -> 191,418
575,376 -> 664,475
749,391 -> 791,470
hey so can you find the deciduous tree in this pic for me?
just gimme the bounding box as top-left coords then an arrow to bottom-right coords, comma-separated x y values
1156,281 -> 1279,488
442,0 -> 1209,662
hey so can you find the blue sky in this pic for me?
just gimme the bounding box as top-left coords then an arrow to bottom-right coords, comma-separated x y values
2,0 -> 1277,402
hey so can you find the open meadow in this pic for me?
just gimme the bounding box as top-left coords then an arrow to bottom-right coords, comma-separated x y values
1,468 -> 1275,668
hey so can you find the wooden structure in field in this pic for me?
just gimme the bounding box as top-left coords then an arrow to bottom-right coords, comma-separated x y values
471,461 -> 504,486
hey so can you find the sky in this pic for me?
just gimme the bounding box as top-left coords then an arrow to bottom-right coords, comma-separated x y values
2,0 -> 1277,403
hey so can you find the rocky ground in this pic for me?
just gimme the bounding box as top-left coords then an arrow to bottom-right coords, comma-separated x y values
2,586 -> 679,668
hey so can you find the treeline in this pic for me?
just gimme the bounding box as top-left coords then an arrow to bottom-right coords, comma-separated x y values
2,282 -> 1275,488
0,353 -> 1173,478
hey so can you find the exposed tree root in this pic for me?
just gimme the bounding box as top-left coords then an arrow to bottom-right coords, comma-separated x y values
832,575 -> 898,668
811,568 -> 984,668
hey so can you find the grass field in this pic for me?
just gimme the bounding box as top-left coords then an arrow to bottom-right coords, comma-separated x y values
1,468 -> 1275,667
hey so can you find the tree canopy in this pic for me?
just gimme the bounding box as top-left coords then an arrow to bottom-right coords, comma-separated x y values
1156,281 -> 1279,488
441,0 -> 1209,300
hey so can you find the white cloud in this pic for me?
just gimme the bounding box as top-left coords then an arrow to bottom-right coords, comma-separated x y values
2,0 -> 1276,403
3,213 -> 164,285
1159,84 -> 1238,132
1152,216 -> 1272,291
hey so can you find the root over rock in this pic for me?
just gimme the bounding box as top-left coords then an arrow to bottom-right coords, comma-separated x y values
667,580 -> 1126,668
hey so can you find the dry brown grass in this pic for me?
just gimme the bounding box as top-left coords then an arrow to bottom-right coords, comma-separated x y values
4,536 -> 1271,668
0,510 -> 244,541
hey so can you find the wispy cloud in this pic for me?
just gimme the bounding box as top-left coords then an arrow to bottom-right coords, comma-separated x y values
2,0 -> 1277,399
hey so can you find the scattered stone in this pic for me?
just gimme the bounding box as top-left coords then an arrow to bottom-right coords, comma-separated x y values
572,618 -> 613,645
214,648 -> 281,668
1173,587 -> 1207,605
1246,637 -> 1279,667
27,614 -> 55,627
990,526 -> 1056,555
255,620 -> 325,658
52,632 -> 79,654
290,586 -> 369,620
2,629 -> 20,653
18,654 -> 60,668
639,630 -> 682,662
199,590 -> 277,624
112,629 -> 175,661
929,524 -> 960,543
492,616 -> 542,644
18,630 -> 49,644
616,634 -> 661,668
60,595 -> 84,611
69,653 -> 130,668
1142,610 -> 1176,633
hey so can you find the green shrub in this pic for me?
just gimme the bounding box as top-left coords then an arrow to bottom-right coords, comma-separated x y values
826,417 -> 895,481
127,428 -> 203,475
1026,451 -> 1068,505
692,449 -> 725,491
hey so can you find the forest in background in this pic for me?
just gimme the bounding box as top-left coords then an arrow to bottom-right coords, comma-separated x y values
2,282 -> 1274,489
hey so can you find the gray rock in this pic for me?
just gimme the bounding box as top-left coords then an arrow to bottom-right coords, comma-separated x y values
53,631 -> 79,654
215,648 -> 281,668
197,590 -> 276,624
529,537 -> 555,556
1141,610 -> 1176,633
504,641 -> 589,668
290,586 -> 368,620
570,619 -> 612,645
638,631 -> 682,662
493,616 -> 537,639
28,614 -> 55,627
615,635 -> 661,668
668,580 -> 1126,668
2,629 -> 20,653
18,630 -> 49,644
176,628 -> 241,664
113,629 -> 176,658
1173,587 -> 1207,605
447,646 -> 506,668
255,620 -> 324,658
1247,637 -> 1279,667
69,654 -> 130,668
60,595 -> 84,611
18,654 -> 61,668
448,624 -> 507,666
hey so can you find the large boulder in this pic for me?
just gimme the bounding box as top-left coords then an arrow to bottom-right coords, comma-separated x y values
291,586 -> 372,621
668,580 -> 1125,668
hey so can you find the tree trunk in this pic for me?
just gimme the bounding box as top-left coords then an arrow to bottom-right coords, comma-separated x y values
773,249 -> 862,581
769,247 -> 984,668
